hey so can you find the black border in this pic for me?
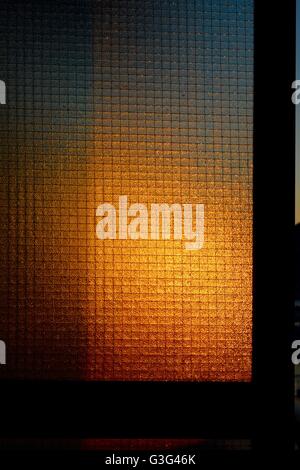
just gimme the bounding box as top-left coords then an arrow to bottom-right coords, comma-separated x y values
252,0 -> 295,454
0,0 -> 295,454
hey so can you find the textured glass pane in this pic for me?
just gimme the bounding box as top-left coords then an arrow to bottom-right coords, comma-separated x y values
0,0 -> 253,381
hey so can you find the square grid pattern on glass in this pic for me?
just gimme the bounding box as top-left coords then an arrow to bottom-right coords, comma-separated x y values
0,0 -> 253,381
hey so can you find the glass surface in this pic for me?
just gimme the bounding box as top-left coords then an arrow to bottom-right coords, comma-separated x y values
0,0 -> 253,381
